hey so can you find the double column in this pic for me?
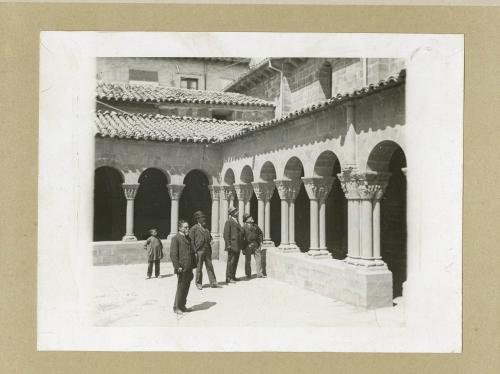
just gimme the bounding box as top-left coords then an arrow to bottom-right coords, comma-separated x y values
219,185 -> 235,234
208,185 -> 221,237
302,177 -> 334,258
233,183 -> 254,224
122,183 -> 140,241
167,184 -> 185,237
274,179 -> 301,251
252,181 -> 276,247
338,169 -> 390,267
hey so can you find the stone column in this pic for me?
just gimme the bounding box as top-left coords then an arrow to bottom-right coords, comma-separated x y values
274,180 -> 299,252
302,177 -> 333,258
122,183 -> 140,241
338,168 -> 362,264
234,183 -> 253,224
220,185 -> 234,233
372,173 -> 391,265
252,182 -> 275,247
338,169 -> 390,267
167,184 -> 185,236
287,179 -> 301,250
208,185 -> 221,237
319,177 -> 334,250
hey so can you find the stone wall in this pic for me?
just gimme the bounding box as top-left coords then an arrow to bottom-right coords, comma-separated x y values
97,57 -> 249,91
95,137 -> 223,185
221,83 -> 405,180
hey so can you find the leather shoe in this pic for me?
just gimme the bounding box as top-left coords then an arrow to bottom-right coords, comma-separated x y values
229,279 -> 236,284
174,309 -> 184,315
196,284 -> 203,290
181,307 -> 193,312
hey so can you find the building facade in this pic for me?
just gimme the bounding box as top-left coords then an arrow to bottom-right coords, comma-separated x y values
93,57 -> 406,308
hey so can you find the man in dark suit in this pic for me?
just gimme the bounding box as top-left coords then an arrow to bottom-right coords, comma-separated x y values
223,206 -> 244,283
189,210 -> 218,290
170,220 -> 196,315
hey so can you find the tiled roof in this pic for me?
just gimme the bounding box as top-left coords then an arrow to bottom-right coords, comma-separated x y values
96,81 -> 274,107
95,70 -> 405,145
95,110 -> 252,143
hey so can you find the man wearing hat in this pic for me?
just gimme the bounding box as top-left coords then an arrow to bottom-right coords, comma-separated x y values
242,213 -> 265,279
223,206 -> 244,283
189,210 -> 218,290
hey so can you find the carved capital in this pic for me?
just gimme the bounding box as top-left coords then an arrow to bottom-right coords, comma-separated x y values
208,185 -> 221,200
337,170 -> 391,200
221,185 -> 235,201
251,182 -> 275,202
167,184 -> 185,200
233,183 -> 254,203
302,177 -> 334,201
274,179 -> 301,201
122,183 -> 140,200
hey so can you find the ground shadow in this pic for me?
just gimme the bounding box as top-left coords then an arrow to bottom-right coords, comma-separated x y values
190,301 -> 217,312
201,283 -> 223,289
159,274 -> 174,278
236,275 -> 259,282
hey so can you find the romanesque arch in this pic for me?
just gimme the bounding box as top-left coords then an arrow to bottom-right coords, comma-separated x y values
367,140 -> 407,298
313,151 -> 347,259
94,166 -> 126,241
180,169 -> 212,227
259,161 -> 280,246
284,157 -> 309,252
134,168 -> 171,240
240,165 -> 258,223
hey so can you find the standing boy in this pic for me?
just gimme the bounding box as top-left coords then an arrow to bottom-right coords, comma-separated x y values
170,220 -> 196,315
143,228 -> 163,279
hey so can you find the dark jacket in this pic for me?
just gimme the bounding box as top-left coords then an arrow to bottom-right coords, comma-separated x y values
189,223 -> 212,253
143,236 -> 163,261
242,223 -> 263,255
223,217 -> 244,253
170,233 -> 196,273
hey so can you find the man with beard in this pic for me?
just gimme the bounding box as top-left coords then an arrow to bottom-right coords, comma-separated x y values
170,220 -> 196,315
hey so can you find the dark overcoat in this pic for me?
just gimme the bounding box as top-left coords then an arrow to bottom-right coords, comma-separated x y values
242,223 -> 263,255
189,224 -> 213,253
223,218 -> 244,253
143,236 -> 163,261
170,233 -> 196,274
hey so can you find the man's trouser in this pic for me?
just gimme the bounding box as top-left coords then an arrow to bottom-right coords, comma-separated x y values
174,270 -> 193,311
245,247 -> 262,277
226,250 -> 240,281
195,250 -> 217,286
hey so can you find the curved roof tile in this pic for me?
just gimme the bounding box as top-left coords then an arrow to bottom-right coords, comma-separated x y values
96,81 -> 275,107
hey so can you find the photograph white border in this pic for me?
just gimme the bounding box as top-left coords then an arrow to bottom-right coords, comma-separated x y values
38,32 -> 463,352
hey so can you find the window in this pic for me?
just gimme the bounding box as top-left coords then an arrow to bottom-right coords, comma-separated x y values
180,77 -> 199,90
129,69 -> 158,84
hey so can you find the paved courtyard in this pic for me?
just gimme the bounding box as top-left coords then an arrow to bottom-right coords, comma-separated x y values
91,260 -> 405,328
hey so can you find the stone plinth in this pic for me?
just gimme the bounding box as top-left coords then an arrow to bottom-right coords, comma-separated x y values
93,238 -> 220,266
266,249 -> 393,309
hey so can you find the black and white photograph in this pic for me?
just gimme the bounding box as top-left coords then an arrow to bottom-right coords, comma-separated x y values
38,32 -> 463,352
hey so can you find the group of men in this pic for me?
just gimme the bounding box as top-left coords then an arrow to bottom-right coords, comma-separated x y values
161,206 -> 266,315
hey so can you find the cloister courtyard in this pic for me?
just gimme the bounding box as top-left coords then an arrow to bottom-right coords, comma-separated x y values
91,260 -> 404,328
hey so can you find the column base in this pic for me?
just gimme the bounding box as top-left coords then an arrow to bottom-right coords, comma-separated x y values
262,240 -> 276,248
277,243 -> 300,252
345,256 -> 388,268
122,235 -> 137,242
306,249 -> 331,259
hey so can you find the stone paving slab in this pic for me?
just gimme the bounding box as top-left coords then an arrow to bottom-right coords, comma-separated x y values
91,260 -> 404,328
